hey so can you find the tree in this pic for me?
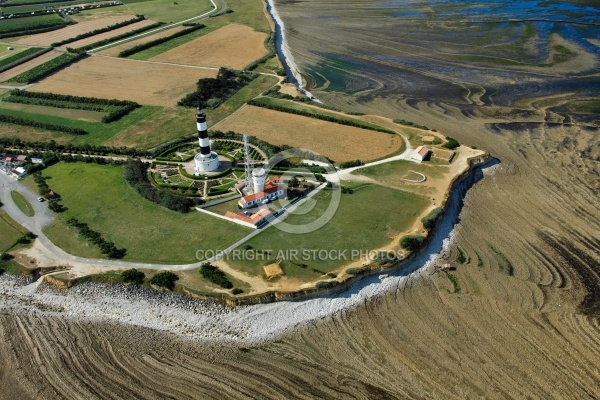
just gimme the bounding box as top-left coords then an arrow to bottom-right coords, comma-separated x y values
149,271 -> 179,290
121,268 -> 145,284
400,235 -> 426,251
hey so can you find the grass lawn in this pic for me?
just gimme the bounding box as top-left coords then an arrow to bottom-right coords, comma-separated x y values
204,198 -> 240,216
354,159 -> 449,182
206,74 -> 279,126
228,184 -> 429,278
10,190 -> 34,217
0,209 -> 28,252
0,105 -> 163,148
35,162 -> 251,264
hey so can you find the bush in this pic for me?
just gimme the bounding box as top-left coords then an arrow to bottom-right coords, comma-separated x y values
400,235 -> 426,251
149,271 -> 179,290
421,207 -> 443,230
200,263 -> 233,289
65,217 -> 126,258
443,137 -> 460,149
121,268 -> 145,284
231,288 -> 243,295
339,160 -> 363,168
315,281 -> 335,289
374,251 -> 397,265
346,268 -> 364,275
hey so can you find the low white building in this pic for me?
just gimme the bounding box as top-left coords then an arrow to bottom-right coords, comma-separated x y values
411,146 -> 431,162
10,167 -> 27,179
238,181 -> 285,209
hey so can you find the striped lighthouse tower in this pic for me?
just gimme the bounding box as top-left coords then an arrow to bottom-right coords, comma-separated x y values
194,104 -> 220,174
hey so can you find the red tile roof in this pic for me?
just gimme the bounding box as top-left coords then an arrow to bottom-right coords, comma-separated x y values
240,181 -> 282,204
225,209 -> 271,225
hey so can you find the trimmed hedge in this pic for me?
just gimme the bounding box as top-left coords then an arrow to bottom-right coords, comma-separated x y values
200,263 -> 233,289
51,15 -> 145,47
247,98 -> 396,134
0,114 -> 87,135
118,24 -> 205,57
443,137 -> 460,149
0,47 -> 49,73
81,22 -> 164,51
393,118 -> 429,130
8,52 -> 86,84
5,90 -> 140,123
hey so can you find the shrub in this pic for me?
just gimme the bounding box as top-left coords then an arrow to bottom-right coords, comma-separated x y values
400,235 -> 426,251
421,207 -> 443,230
339,160 -> 363,168
200,263 -> 233,289
121,268 -> 145,284
315,281 -> 335,289
447,273 -> 461,293
231,288 -> 244,295
374,251 -> 397,265
149,271 -> 179,290
346,268 -> 364,275
443,137 -> 460,149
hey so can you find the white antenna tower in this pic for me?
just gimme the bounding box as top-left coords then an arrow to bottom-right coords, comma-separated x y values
243,134 -> 254,194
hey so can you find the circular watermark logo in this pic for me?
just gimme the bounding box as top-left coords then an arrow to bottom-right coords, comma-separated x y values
254,149 -> 341,234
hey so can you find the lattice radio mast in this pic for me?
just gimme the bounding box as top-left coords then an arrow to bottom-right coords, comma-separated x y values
243,134 -> 254,194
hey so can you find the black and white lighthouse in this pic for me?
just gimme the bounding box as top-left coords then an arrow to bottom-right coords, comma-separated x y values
194,104 -> 220,174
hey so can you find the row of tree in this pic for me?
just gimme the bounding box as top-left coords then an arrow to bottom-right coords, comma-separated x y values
0,137 -> 145,157
178,67 -> 257,108
51,15 -> 145,47
66,217 -> 126,259
0,114 -> 87,135
118,24 -> 205,57
124,159 -> 203,213
247,98 -> 396,134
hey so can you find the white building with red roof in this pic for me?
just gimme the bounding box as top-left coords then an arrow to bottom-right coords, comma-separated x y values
411,145 -> 431,162
238,180 -> 285,209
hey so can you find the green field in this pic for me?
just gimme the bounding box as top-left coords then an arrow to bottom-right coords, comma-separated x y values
354,160 -> 449,182
35,163 -> 251,263
0,209 -> 28,252
0,101 -> 106,122
228,184 -> 429,278
10,191 -> 34,217
0,14 -> 67,35
0,105 -> 163,147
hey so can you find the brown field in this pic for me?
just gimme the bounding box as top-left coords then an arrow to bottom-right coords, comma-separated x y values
30,57 -> 217,106
0,50 -> 61,82
213,105 -> 403,162
151,23 -> 268,69
99,26 -> 187,57
0,123 -> 72,143
58,19 -> 158,50
12,15 -> 137,46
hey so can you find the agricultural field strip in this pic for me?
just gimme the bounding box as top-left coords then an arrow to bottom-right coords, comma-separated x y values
87,0 -> 220,53
94,55 -> 220,71
58,19 -> 158,50
0,139 -> 416,271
